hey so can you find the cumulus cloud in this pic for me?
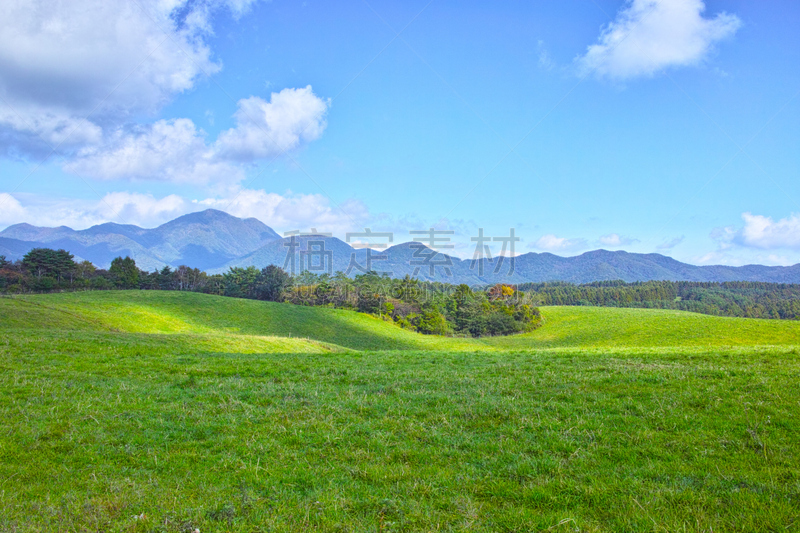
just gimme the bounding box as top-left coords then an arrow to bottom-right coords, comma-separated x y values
62,87 -> 328,184
598,233 -> 639,247
699,213 -> 800,267
576,0 -> 741,80
0,110 -> 104,155
216,87 -> 330,162
725,212 -> 800,250
530,234 -> 589,253
0,0 -> 258,155
0,1 -> 331,187
64,119 -> 241,184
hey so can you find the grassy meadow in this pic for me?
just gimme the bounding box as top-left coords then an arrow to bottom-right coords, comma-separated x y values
1,292 -> 799,531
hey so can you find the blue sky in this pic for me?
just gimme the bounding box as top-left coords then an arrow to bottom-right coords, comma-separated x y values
0,0 -> 798,265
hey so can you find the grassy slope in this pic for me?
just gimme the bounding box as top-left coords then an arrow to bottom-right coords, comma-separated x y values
4,291 -> 800,351
2,292 -> 800,531
2,292 -> 474,352
487,305 -> 800,349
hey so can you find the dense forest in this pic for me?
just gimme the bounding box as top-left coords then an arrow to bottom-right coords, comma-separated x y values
0,249 -> 541,337
518,280 -> 800,320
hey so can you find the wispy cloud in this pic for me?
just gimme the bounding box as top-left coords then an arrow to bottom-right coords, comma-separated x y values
657,235 -> 685,250
537,40 -> 555,71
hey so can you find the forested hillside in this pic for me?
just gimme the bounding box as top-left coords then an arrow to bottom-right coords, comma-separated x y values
520,280 -> 800,320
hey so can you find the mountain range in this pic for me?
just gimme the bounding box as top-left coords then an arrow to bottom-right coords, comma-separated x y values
0,210 -> 279,272
2,209 -> 800,284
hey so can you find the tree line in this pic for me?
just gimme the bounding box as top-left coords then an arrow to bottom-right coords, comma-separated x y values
0,249 -> 542,337
5,248 -> 800,326
0,250 -> 209,292
518,280 -> 800,320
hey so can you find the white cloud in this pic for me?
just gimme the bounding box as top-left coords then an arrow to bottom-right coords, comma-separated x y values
695,250 -> 797,267
0,109 -> 104,154
598,233 -> 638,247
702,213 -> 800,266
62,86 -> 329,185
0,190 -> 371,236
64,118 -> 241,184
576,0 -> 741,80
99,192 -> 190,224
0,0 -> 258,155
736,212 -> 800,250
0,1 -> 330,188
0,194 -> 26,226
530,234 -> 589,253
215,87 -> 330,162
0,192 -> 191,230
766,254 -> 795,267
198,190 -> 368,235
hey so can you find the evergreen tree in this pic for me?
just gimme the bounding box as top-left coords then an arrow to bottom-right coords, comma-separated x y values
254,265 -> 292,301
109,256 -> 140,289
22,248 -> 76,282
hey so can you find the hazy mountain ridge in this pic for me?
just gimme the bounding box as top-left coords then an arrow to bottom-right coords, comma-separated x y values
2,210 -> 799,283
0,210 -> 280,271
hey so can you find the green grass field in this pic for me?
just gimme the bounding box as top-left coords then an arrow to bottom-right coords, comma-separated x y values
1,292 -> 799,531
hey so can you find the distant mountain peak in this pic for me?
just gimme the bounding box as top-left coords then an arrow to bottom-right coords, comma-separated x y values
160,209 -> 240,226
1,222 -> 36,232
386,241 -> 436,251
0,210 -> 282,271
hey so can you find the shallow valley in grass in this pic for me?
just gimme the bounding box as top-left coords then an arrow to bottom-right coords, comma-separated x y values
1,291 -> 799,531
